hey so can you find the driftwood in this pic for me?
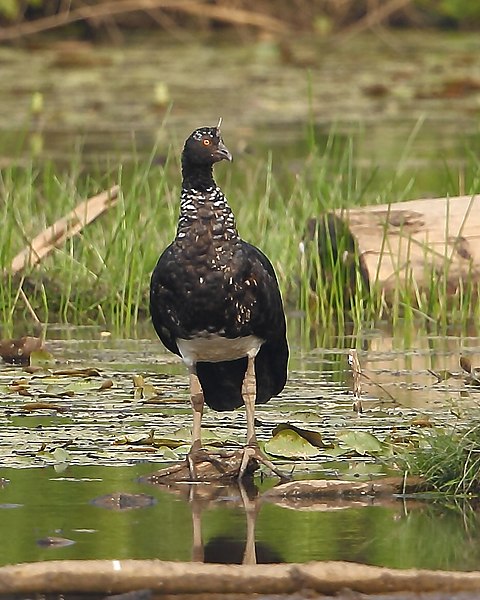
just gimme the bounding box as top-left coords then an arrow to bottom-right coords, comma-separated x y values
308,194 -> 480,302
142,449 -> 259,483
1,559 -> 480,596
9,184 -> 119,274
0,0 -> 287,42
337,0 -> 412,41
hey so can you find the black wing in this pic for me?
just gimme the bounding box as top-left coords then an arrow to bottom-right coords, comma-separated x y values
197,241 -> 288,411
149,243 -> 181,357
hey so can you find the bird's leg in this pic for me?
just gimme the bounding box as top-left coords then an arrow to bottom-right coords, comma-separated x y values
187,369 -> 227,479
187,369 -> 204,479
243,353 -> 257,447
239,481 -> 259,565
189,486 -> 205,562
239,354 -> 286,480
190,370 -> 204,451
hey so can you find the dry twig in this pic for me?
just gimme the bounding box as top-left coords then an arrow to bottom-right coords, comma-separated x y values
0,0 -> 287,41
336,0 -> 412,40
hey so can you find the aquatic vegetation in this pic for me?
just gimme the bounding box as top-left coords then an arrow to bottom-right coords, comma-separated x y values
0,123 -> 479,337
401,424 -> 480,496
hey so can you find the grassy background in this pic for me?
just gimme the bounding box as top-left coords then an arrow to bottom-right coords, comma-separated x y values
1,123 -> 480,336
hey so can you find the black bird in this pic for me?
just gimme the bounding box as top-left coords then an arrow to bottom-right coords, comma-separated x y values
150,122 -> 288,478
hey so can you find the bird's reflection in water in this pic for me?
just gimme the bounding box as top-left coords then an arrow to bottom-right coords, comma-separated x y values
203,535 -> 282,565
159,480 -> 282,565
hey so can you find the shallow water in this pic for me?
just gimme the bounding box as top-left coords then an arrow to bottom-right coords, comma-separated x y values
2,322 -> 480,469
1,323 -> 480,569
1,462 -> 480,570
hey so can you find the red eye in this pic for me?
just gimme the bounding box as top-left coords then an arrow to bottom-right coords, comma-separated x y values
202,138 -> 211,146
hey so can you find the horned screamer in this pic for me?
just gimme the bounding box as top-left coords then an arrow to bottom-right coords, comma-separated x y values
150,122 -> 289,479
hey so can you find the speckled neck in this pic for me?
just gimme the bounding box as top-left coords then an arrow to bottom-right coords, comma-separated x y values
176,183 -> 239,243
176,151 -> 239,243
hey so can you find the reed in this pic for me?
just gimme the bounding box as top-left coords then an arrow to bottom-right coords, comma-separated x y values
0,125 -> 479,337
402,425 -> 480,496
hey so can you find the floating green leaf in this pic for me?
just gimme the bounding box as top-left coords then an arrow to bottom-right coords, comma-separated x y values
336,430 -> 385,456
272,423 -> 327,448
65,380 -> 102,393
52,447 -> 71,463
30,349 -> 54,367
156,446 -> 180,460
132,374 -> 160,399
288,410 -> 324,423
264,428 -> 321,459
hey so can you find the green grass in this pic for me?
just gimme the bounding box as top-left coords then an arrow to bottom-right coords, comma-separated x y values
401,424 -> 480,496
1,124 -> 479,336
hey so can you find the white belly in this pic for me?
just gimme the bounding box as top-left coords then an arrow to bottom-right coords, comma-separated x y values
177,334 -> 263,366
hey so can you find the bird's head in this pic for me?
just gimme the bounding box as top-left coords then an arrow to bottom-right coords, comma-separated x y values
183,120 -> 232,166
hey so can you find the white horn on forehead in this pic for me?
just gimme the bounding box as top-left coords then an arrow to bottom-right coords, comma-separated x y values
216,117 -> 223,130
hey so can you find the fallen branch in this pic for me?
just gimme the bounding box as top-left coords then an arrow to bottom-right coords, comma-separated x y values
9,185 -> 120,274
336,0 -> 412,41
0,0 -> 287,42
307,194 -> 480,302
1,559 -> 480,596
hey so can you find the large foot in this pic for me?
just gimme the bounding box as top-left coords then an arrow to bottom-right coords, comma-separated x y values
187,446 -> 233,481
143,448 -> 275,483
238,445 -> 289,481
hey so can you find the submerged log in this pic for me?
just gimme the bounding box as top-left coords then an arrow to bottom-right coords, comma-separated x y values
307,194 -> 480,302
142,449 -> 259,483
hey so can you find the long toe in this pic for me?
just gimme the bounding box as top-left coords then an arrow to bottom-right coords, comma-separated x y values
186,447 -> 236,481
238,445 -> 288,481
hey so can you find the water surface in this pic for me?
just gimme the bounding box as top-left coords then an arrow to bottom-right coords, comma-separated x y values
1,324 -> 480,569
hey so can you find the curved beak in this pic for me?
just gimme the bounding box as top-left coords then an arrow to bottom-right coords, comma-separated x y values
214,139 -> 233,162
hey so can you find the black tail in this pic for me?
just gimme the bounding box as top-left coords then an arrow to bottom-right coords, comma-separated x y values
196,339 -> 288,412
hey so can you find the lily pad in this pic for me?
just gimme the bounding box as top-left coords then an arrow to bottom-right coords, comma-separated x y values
289,410 -> 324,423
30,349 -> 55,367
52,448 -> 71,463
65,380 -> 103,393
264,427 -> 322,459
132,374 -> 161,399
172,427 -> 224,443
336,430 -> 385,456
272,423 -> 328,448
156,446 -> 180,460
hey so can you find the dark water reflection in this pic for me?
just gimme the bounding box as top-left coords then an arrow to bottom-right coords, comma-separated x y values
1,464 -> 480,570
